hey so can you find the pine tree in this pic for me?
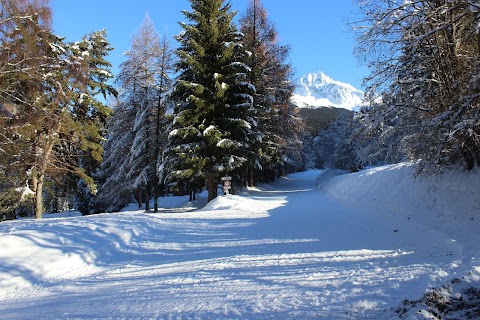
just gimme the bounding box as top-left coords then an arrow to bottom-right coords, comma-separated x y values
239,0 -> 300,185
71,30 -> 117,215
164,0 -> 255,202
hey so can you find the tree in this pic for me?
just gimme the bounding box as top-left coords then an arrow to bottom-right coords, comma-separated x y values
239,0 -> 301,185
95,97 -> 137,212
70,30 -> 117,215
97,16 -> 174,212
153,35 -> 175,212
355,0 -> 480,173
0,0 -> 54,218
0,0 -> 115,219
164,0 -> 255,202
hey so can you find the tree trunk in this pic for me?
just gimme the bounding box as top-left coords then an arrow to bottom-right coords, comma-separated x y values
35,173 -> 45,219
34,135 -> 55,219
137,189 -> 142,209
207,175 -> 217,202
154,89 -> 163,213
248,164 -> 255,187
153,189 -> 158,212
145,186 -> 150,211
280,165 -> 286,177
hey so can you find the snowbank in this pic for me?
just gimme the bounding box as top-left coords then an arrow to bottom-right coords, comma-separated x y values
322,163 -> 480,255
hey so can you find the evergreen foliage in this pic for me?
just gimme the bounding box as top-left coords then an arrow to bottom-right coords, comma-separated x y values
0,0 -> 115,219
164,0 -> 255,202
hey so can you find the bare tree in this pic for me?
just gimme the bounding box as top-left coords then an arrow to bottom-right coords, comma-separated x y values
355,0 -> 480,172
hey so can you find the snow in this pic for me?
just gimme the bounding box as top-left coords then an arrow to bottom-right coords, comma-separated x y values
14,185 -> 34,201
98,69 -> 112,77
292,71 -> 365,111
203,125 -> 217,136
78,93 -> 88,104
1,163 -> 479,319
168,128 -> 179,137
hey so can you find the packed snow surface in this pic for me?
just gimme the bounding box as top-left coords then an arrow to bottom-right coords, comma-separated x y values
291,71 -> 365,110
1,163 -> 479,319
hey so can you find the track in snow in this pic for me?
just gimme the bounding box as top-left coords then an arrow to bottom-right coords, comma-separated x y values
0,169 -> 476,319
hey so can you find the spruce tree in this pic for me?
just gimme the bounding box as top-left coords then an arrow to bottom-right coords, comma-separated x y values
164,0 -> 255,202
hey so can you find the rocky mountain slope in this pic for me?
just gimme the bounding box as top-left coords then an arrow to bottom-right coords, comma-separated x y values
291,71 -> 364,111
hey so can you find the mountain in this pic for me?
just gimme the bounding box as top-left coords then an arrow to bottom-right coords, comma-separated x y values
291,71 -> 364,111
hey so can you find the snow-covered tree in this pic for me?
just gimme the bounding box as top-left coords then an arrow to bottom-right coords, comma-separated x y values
95,97 -> 137,212
97,16 -> 174,212
310,111 -> 360,171
355,0 -> 480,173
164,0 -> 255,202
0,0 -> 53,218
239,0 -> 301,184
0,0 -> 115,219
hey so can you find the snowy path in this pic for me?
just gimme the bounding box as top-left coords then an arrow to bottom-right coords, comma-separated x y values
1,167 -> 479,319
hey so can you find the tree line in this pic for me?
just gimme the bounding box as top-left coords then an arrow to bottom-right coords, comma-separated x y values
0,0 -> 301,219
96,0 -> 301,213
5,0 -> 474,220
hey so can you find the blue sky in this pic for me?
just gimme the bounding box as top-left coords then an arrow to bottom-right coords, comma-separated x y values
51,0 -> 367,89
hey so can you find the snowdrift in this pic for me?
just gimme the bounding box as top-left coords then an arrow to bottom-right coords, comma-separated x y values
323,163 -> 480,255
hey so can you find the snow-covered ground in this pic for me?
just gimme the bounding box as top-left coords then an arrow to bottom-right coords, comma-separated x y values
0,163 -> 479,319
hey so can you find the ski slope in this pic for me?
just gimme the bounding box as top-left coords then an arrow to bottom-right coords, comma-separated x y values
0,163 -> 479,319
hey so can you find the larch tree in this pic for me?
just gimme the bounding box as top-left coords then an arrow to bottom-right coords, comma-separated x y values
95,96 -> 137,213
153,34 -> 175,212
97,15 -> 174,212
0,0 -> 115,219
127,15 -> 163,211
164,0 -> 255,202
239,0 -> 300,185
0,0 -> 54,218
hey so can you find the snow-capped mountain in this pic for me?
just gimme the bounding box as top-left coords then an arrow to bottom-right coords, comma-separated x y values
291,72 -> 364,111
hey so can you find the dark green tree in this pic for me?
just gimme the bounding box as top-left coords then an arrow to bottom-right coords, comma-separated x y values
164,0 -> 255,202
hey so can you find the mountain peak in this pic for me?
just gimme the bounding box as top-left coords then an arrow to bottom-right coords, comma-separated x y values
291,71 -> 364,111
